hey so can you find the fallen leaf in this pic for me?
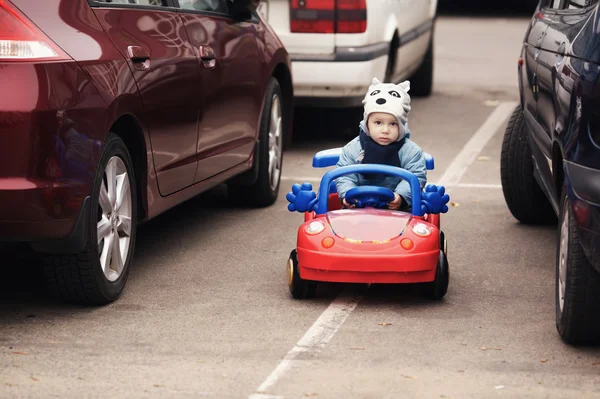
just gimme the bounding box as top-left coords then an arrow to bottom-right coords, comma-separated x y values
153,384 -> 163,388
476,156 -> 491,161
11,352 -> 28,355
401,375 -> 418,379
458,370 -> 465,373
592,362 -> 600,366
485,100 -> 500,107
480,347 -> 502,351
304,393 -> 318,397
495,385 -> 505,390
30,377 -> 39,382
540,359 -> 548,363
451,202 -> 460,207
377,322 -> 392,326
349,347 -> 365,350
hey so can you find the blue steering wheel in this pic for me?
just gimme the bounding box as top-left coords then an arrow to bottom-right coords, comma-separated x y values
345,186 -> 395,208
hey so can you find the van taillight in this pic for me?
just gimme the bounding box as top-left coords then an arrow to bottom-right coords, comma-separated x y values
290,0 -> 367,34
0,0 -> 70,61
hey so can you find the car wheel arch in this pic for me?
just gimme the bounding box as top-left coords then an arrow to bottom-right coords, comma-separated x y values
270,63 -> 294,149
108,114 -> 148,222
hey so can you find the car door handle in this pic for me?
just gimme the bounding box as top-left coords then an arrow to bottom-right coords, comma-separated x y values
199,46 -> 216,69
127,45 -> 151,67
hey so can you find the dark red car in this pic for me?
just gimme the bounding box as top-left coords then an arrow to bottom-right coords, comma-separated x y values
0,0 -> 293,304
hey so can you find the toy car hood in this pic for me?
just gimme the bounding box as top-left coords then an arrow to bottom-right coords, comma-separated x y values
327,208 -> 411,242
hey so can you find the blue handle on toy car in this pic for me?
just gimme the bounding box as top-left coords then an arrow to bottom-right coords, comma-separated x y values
316,164 -> 423,216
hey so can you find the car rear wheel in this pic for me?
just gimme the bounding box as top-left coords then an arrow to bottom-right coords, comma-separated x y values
555,184 -> 600,344
288,249 -> 317,299
43,133 -> 137,305
229,77 -> 284,207
409,34 -> 434,97
500,105 -> 556,224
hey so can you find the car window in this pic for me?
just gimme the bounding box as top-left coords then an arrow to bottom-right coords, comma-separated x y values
567,0 -> 598,8
177,0 -> 229,13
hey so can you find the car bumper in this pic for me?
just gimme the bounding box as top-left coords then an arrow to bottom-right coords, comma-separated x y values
296,247 -> 438,284
0,178 -> 90,242
290,43 -> 389,107
566,161 -> 600,273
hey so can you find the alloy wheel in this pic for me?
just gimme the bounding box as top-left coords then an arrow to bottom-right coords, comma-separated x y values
97,156 -> 133,282
268,93 -> 283,191
558,200 -> 569,313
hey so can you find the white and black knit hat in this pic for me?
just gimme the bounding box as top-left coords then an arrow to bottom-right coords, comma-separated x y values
360,78 -> 412,141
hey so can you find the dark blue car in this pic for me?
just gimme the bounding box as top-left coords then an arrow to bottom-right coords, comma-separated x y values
501,0 -> 600,344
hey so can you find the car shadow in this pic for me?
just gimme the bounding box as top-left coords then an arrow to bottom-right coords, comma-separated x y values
0,184 -> 240,314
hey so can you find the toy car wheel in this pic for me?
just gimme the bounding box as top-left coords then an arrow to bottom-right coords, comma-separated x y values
555,184 -> 600,344
288,249 -> 317,299
423,250 -> 449,300
500,105 -> 556,224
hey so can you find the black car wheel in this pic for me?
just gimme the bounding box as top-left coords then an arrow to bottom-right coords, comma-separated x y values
288,249 -> 317,299
229,77 -> 284,207
500,105 -> 556,224
555,184 -> 600,344
410,34 -> 434,97
43,133 -> 137,305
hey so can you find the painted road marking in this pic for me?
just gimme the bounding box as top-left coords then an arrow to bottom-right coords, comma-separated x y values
251,102 -> 515,398
249,293 -> 362,399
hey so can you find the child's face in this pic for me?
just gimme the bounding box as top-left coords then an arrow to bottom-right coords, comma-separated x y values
367,112 -> 399,145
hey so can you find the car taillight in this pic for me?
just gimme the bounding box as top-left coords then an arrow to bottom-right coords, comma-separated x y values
336,0 -> 367,33
290,0 -> 366,34
0,0 -> 70,61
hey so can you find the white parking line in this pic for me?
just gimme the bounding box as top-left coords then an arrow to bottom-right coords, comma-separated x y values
251,101 -> 515,398
438,101 -> 517,187
249,293 -> 361,399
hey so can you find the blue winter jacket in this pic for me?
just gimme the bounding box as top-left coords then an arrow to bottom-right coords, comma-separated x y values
334,130 -> 427,206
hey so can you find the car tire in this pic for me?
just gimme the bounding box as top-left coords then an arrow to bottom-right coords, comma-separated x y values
288,249 -> 317,299
43,133 -> 137,305
500,105 -> 556,224
228,77 -> 284,207
555,184 -> 600,344
409,34 -> 434,97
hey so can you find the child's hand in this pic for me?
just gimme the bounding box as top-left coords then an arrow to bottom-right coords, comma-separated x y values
387,193 -> 402,210
342,198 -> 355,208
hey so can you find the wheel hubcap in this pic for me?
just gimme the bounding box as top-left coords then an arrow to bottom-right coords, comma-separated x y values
558,200 -> 569,313
287,258 -> 294,287
268,94 -> 283,191
97,156 -> 132,282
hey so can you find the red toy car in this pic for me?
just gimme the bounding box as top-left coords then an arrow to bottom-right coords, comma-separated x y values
286,148 -> 449,300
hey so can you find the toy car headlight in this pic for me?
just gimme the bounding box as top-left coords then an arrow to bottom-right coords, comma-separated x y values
306,221 -> 326,235
412,223 -> 431,237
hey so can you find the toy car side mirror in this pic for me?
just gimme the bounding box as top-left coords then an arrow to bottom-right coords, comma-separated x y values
312,148 -> 342,168
424,153 -> 434,170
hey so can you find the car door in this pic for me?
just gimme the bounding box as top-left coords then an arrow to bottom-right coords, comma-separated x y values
520,3 -> 549,123
175,0 -> 264,183
389,0 -> 431,79
91,0 -> 202,196
533,0 -> 597,197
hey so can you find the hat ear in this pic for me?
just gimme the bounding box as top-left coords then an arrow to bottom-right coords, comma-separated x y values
371,77 -> 382,86
398,80 -> 410,92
